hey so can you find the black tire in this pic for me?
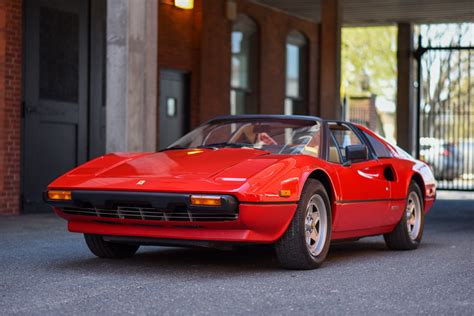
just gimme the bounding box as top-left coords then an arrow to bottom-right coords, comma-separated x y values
84,234 -> 139,259
275,179 -> 332,270
384,181 -> 424,250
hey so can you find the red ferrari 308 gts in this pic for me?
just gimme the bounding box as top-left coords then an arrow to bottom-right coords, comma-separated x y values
45,115 -> 436,269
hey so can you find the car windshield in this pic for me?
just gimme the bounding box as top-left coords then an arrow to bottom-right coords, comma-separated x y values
168,118 -> 322,156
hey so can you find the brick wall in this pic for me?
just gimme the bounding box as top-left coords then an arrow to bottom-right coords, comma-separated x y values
237,1 -> 319,116
158,0 -> 320,132
158,0 -> 202,134
199,0 -> 320,122
198,0 -> 230,124
0,0 -> 21,215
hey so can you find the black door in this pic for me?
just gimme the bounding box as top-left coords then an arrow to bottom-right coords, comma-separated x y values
22,0 -> 105,212
159,70 -> 190,148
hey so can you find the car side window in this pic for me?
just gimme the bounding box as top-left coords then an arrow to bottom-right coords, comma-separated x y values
361,130 -> 392,158
328,124 -> 363,163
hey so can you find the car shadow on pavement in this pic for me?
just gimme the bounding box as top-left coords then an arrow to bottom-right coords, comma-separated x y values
50,239 -> 437,274
329,240 -> 388,257
54,245 -> 281,274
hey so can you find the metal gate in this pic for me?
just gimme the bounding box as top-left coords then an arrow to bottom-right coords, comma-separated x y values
415,27 -> 474,190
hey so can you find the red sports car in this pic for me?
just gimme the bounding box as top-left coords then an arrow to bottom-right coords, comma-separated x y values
45,115 -> 436,269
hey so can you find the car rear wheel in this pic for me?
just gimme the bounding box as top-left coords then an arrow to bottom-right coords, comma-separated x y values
84,234 -> 139,259
275,179 -> 332,270
384,181 -> 424,250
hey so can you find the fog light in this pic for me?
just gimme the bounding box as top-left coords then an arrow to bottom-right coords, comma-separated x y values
48,190 -> 72,201
190,195 -> 221,206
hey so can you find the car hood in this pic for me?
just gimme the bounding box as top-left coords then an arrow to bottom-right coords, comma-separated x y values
48,148 -> 285,193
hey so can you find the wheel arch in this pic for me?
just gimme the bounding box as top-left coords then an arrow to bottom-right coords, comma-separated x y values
305,169 -> 337,222
410,172 -> 426,203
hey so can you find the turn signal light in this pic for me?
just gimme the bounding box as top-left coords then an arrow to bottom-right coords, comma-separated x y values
190,195 -> 221,206
47,190 -> 72,201
279,190 -> 291,197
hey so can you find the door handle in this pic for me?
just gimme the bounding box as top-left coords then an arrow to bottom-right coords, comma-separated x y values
25,106 -> 38,113
22,102 -> 39,117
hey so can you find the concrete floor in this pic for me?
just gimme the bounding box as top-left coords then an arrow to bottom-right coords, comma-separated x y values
0,191 -> 473,315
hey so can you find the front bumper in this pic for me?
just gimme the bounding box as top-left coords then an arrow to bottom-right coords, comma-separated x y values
47,191 -> 297,243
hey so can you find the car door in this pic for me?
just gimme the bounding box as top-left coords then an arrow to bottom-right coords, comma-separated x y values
327,123 -> 391,232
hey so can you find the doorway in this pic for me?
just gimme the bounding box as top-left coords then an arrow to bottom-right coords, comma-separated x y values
159,69 -> 190,148
22,0 -> 106,212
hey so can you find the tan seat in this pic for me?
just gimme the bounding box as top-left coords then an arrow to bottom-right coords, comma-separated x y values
329,147 -> 341,163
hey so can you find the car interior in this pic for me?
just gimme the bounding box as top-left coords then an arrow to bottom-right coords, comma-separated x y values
205,121 -> 321,156
327,123 -> 364,164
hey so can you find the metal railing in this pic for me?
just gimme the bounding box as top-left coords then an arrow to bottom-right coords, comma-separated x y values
415,35 -> 474,190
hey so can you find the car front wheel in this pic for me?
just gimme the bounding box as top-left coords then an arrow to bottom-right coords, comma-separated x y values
84,234 -> 139,259
275,179 -> 332,270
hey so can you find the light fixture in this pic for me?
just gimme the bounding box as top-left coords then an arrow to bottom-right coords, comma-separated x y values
279,190 -> 291,197
48,190 -> 72,201
190,195 -> 222,206
175,0 -> 193,9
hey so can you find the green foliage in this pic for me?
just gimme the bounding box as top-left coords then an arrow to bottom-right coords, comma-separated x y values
341,26 -> 397,100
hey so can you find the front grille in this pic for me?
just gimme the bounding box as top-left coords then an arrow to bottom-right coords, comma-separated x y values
62,205 -> 238,222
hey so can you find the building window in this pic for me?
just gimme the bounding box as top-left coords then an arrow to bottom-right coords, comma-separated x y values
285,31 -> 308,115
230,15 -> 258,115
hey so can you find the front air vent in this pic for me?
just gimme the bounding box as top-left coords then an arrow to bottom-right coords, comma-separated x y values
62,205 -> 238,222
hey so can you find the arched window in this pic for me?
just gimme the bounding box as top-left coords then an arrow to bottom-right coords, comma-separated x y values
230,15 -> 259,115
285,31 -> 308,115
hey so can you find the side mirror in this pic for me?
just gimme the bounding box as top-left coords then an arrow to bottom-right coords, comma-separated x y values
344,144 -> 368,166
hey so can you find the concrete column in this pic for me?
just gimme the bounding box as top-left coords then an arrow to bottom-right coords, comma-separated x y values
396,23 -> 415,154
319,0 -> 341,120
106,0 -> 158,152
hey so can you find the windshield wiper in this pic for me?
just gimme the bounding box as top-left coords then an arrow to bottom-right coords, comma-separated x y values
198,142 -> 246,148
159,146 -> 187,152
160,143 -> 246,151
161,143 -> 268,152
198,142 -> 266,150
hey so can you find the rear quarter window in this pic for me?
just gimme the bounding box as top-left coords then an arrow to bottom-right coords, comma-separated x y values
361,130 -> 393,158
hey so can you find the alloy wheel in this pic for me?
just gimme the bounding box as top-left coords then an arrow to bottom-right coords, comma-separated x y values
406,191 -> 422,240
305,194 -> 328,256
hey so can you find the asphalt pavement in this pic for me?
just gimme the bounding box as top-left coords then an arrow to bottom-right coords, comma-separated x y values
0,191 -> 473,315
